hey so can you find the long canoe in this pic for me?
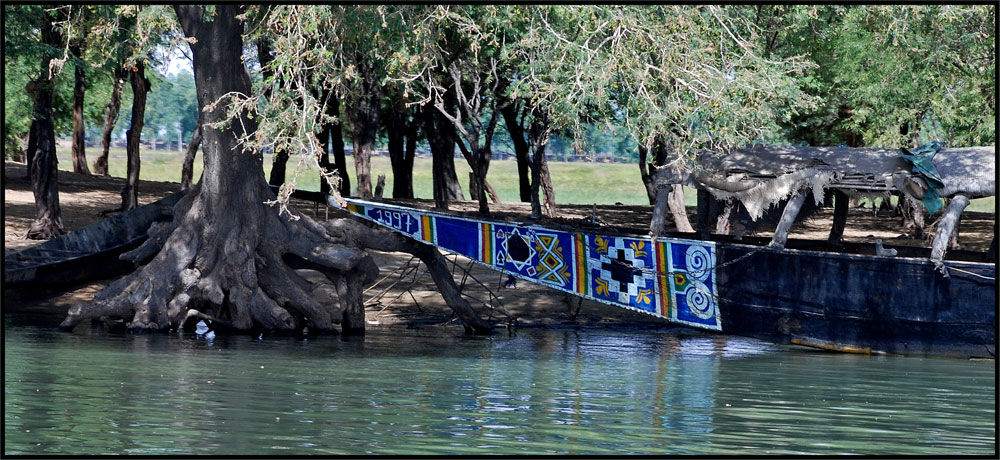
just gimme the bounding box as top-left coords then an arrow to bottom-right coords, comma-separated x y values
4,192 -> 184,288
336,197 -> 996,358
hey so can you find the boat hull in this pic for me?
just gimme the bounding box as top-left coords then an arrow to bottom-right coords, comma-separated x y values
716,244 -> 995,358
4,192 -> 183,289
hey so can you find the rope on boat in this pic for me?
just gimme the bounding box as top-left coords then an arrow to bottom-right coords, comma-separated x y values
944,264 -> 996,281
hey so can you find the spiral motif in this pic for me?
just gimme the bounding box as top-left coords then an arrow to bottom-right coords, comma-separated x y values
684,283 -> 716,319
684,245 -> 714,282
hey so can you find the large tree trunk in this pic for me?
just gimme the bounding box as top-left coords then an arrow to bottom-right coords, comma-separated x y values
120,61 -> 149,211
94,67 -> 126,176
346,66 -> 380,199
70,42 -> 91,175
60,5 -> 490,337
500,101 -> 531,202
422,102 -> 463,209
180,118 -> 202,191
25,10 -> 65,239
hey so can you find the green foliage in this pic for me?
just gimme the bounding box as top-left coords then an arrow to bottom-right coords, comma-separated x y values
761,5 -> 995,147
6,5 -> 993,174
141,70 -> 198,142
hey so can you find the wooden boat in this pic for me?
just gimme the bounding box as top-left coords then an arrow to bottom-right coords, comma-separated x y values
335,197 -> 996,358
4,192 -> 184,288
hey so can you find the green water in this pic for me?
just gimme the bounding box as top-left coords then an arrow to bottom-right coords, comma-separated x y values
4,324 -> 995,455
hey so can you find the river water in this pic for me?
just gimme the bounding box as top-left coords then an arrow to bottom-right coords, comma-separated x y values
4,323 -> 995,455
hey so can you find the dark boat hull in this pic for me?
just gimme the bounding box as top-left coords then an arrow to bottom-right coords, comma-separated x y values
4,192 -> 184,289
717,244 -> 995,358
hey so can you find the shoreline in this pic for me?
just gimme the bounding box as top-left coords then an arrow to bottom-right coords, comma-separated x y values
5,160 -> 995,335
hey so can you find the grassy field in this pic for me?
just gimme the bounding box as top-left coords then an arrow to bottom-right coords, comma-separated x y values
54,147 -> 994,212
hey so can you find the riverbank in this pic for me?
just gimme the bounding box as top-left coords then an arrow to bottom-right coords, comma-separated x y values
4,160 -> 995,333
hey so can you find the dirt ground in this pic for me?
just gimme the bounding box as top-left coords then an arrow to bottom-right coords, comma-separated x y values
4,161 -> 996,334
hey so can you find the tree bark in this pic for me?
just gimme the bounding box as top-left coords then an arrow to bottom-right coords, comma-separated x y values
638,144 -> 656,205
527,110 -> 555,218
94,67 -> 125,176
639,137 -> 672,205
827,190 -> 849,247
24,88 -> 38,180
500,101 -> 531,202
268,148 -> 289,187
374,173 -> 386,198
121,61 -> 149,211
421,102 -> 463,209
385,102 -> 416,199
668,185 -> 694,233
257,39 -> 290,189
769,189 -> 808,248
326,93 -> 350,197
346,63 -> 380,199
899,195 -> 926,239
25,10 -> 65,239
314,88 -> 344,197
70,42 -> 90,175
60,5 -> 490,336
180,118 -> 202,191
931,194 -> 970,263
715,200 -> 733,234
649,187 -> 670,238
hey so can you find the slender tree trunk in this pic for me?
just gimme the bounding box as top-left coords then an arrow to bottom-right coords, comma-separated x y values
638,144 -> 656,205
70,42 -> 90,175
527,110 -> 555,218
402,120 -> 417,198
347,65 -> 380,199
327,94 -> 350,197
931,194 -> 970,262
668,185 -> 694,233
180,118 -> 202,191
827,190 -> 849,247
318,128 -> 333,195
94,67 -> 125,176
769,189 -> 808,248
500,102 -> 531,202
257,39 -> 290,189
25,109 -> 38,180
422,103 -> 463,209
25,10 -> 65,239
385,104 -> 415,199
121,61 -> 149,211
472,147 -> 492,215
268,150 -> 289,187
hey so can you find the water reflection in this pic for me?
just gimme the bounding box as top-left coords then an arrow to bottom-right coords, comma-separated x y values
4,324 -> 994,455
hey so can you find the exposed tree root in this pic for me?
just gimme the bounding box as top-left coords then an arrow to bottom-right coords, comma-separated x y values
60,181 -> 379,335
59,184 -> 495,336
